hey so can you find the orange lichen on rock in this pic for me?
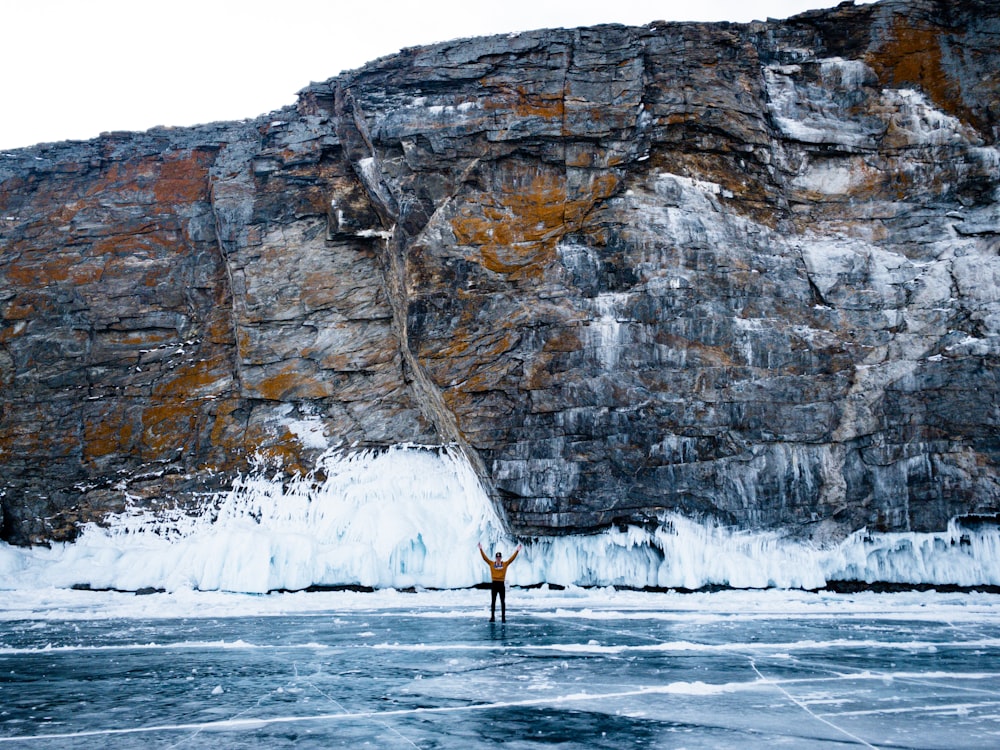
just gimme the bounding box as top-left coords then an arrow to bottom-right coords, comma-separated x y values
257,430 -> 313,476
209,403 -> 315,476
866,18 -> 973,130
83,409 -> 136,462
3,251 -> 85,286
482,83 -> 566,122
153,361 -> 232,401
250,365 -> 332,401
2,293 -> 50,321
451,168 -> 620,280
140,401 -> 199,458
208,398 -> 242,449
152,150 -> 214,204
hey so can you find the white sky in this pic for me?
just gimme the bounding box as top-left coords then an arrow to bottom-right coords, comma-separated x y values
1,0 -> 875,151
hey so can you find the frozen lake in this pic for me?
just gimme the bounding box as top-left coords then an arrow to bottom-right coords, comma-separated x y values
2,588 -> 999,749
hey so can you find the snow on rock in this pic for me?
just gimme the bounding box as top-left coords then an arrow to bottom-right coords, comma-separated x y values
285,413 -> 330,450
880,88 -> 979,148
1,447 -> 998,594
764,58 -> 883,149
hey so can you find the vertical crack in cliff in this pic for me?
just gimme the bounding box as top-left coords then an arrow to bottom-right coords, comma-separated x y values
207,136 -> 261,451
331,82 -> 502,521
561,30 -> 574,186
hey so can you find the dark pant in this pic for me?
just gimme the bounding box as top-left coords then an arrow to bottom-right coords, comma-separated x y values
490,581 -> 506,620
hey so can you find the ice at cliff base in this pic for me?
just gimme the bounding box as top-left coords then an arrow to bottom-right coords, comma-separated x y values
1,446 -> 998,593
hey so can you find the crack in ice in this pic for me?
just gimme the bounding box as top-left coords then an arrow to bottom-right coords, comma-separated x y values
750,660 -> 880,749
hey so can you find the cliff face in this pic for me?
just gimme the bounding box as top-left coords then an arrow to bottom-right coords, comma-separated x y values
2,0 -> 998,545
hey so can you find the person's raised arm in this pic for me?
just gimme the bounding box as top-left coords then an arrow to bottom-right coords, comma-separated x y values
507,544 -> 523,564
478,542 -> 490,564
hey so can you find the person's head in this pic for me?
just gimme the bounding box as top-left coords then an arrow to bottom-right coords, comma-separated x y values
495,552 -> 502,561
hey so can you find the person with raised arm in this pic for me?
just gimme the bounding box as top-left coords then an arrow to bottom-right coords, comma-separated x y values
478,541 -> 522,622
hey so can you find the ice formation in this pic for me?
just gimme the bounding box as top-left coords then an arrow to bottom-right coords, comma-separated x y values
1,445 -> 998,594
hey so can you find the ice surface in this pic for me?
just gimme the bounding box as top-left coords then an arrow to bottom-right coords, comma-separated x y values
1,446 -> 999,594
1,588 -> 999,749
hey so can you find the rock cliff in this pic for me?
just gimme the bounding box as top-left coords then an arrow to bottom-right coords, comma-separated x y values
2,0 -> 998,546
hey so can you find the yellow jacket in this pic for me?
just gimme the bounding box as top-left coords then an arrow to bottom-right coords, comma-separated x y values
480,546 -> 519,582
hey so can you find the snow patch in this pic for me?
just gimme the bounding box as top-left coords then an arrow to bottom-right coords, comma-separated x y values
654,172 -> 723,200
882,88 -> 974,146
793,160 -> 863,195
408,98 -> 479,116
764,59 -> 879,149
286,416 -> 329,450
588,292 -> 631,369
819,58 -> 872,89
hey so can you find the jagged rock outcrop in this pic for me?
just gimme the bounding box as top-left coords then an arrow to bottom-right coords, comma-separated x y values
1,0 -> 998,545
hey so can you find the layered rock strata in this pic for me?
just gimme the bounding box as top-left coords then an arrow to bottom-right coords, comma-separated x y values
1,0 -> 998,545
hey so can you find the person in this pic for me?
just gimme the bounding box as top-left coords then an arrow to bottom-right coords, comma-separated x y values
478,541 -> 522,622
